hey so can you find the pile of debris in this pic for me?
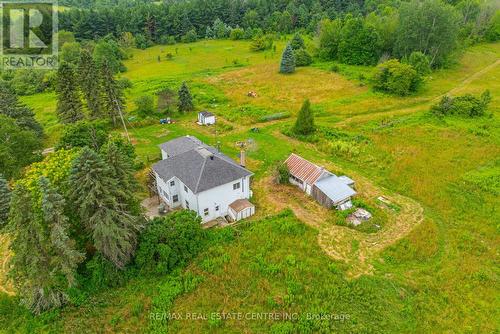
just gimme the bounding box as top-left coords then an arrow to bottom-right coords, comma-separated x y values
347,208 -> 372,226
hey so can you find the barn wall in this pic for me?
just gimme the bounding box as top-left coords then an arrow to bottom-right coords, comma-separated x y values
312,185 -> 334,208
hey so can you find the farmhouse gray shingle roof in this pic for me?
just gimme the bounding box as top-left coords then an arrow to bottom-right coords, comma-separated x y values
154,136 -> 252,194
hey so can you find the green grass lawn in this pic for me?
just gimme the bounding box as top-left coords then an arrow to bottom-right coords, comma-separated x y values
5,40 -> 500,333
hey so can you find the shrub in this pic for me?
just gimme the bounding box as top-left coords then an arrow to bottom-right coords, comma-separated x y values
294,49 -> 313,67
230,28 -> 245,40
431,90 -> 491,117
406,51 -> 431,75
181,29 -> 198,43
373,59 -> 421,96
135,210 -> 206,275
275,162 -> 290,184
250,35 -> 273,51
56,120 -> 109,151
135,95 -> 155,117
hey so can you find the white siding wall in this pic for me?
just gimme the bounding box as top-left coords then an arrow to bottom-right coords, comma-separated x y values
156,173 -> 251,223
196,176 -> 250,222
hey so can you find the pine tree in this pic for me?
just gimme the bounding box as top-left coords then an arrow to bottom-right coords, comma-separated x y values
290,33 -> 305,50
101,60 -> 125,126
0,83 -> 43,136
101,141 -> 140,214
8,180 -> 84,314
280,44 -> 296,74
56,63 -> 84,124
0,175 -> 10,226
79,49 -> 103,119
293,99 -> 315,135
68,148 -> 142,268
178,82 -> 194,112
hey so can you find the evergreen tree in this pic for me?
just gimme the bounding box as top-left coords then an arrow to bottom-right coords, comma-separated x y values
0,82 -> 43,137
290,33 -> 305,50
0,175 -> 10,226
178,82 -> 194,112
293,99 -> 315,135
79,49 -> 103,119
279,44 -> 296,74
8,180 -> 84,314
101,60 -> 125,126
68,148 -> 142,268
56,63 -> 84,124
101,141 -> 140,214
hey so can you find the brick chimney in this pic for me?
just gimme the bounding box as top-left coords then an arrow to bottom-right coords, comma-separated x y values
240,150 -> 246,168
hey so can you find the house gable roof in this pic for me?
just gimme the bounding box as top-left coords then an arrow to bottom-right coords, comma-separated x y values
284,153 -> 329,185
159,135 -> 216,157
154,137 -> 252,194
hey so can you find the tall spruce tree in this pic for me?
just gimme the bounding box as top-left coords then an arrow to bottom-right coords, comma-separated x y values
68,148 -> 142,268
178,82 -> 194,112
101,60 -> 125,126
56,63 -> 84,124
280,44 -> 296,74
0,83 -> 43,137
79,49 -> 103,119
8,180 -> 84,314
0,175 -> 10,226
293,99 -> 315,135
101,141 -> 140,214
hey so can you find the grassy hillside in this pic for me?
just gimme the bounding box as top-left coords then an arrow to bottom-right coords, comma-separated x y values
2,39 -> 499,333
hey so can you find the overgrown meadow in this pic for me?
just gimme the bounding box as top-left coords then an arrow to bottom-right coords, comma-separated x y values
1,38 -> 498,333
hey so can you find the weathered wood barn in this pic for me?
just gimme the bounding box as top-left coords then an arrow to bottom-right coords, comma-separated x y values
284,153 -> 357,210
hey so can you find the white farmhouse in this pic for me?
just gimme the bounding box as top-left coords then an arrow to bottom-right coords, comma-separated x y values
153,136 -> 255,223
197,111 -> 216,125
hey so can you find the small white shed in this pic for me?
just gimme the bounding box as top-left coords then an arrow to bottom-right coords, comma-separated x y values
228,199 -> 255,222
198,111 -> 216,125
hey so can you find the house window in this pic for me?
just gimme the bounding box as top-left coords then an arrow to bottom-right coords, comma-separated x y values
184,185 -> 188,192
173,195 -> 178,203
215,205 -> 219,212
162,190 -> 169,200
204,208 -> 209,216
170,180 -> 175,186
185,200 -> 189,209
233,182 -> 241,190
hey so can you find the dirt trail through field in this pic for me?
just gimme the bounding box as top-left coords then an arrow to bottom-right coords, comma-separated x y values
335,58 -> 500,128
256,173 -> 424,278
253,131 -> 424,277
